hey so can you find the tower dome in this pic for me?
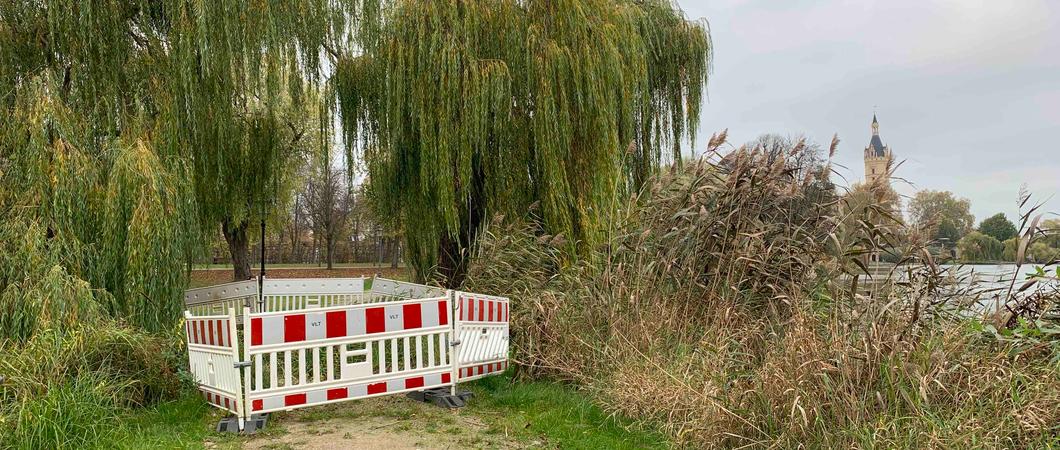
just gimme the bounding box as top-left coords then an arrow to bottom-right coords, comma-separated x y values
864,114 -> 892,183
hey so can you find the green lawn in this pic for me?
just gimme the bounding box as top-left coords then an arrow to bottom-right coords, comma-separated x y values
116,374 -> 667,449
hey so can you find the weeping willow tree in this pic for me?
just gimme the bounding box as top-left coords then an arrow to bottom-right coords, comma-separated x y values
0,1 -> 365,336
337,0 -> 711,285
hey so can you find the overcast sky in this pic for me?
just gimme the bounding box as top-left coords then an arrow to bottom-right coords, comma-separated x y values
674,0 -> 1059,224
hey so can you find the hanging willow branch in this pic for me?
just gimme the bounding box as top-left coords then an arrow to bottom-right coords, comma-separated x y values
0,0 -> 372,337
336,0 -> 712,284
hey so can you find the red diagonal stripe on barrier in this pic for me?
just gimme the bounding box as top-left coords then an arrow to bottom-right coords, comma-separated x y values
478,299 -> 485,321
488,301 -> 494,321
251,317 -> 262,346
208,320 -> 215,345
367,382 -> 386,395
403,303 -> 422,330
199,321 -> 206,345
366,307 -> 385,334
326,310 -> 347,338
438,300 -> 448,325
285,314 -> 306,342
466,298 -> 474,322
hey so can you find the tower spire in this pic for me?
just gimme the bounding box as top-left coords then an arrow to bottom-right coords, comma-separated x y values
871,113 -> 879,135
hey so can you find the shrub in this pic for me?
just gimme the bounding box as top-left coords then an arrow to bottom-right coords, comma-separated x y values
1028,242 -> 1060,264
0,323 -> 187,448
1,373 -> 126,450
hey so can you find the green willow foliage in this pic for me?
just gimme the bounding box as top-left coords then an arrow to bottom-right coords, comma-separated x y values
0,1 -> 365,337
337,0 -> 712,283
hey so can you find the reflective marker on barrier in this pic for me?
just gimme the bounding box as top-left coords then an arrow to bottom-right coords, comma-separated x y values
285,393 -> 307,407
285,314 -> 306,342
403,303 -> 422,329
251,317 -> 262,345
327,388 -> 347,400
365,307 -> 386,334
438,300 -> 449,325
326,310 -> 346,338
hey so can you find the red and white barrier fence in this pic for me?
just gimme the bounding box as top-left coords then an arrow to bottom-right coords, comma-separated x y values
454,292 -> 510,381
184,309 -> 244,419
183,278 -> 509,431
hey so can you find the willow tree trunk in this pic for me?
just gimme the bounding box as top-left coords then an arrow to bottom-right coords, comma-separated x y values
434,161 -> 486,287
222,219 -> 252,281
390,239 -> 400,268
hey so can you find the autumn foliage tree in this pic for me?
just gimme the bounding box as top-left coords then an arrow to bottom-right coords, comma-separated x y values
908,190 -> 975,248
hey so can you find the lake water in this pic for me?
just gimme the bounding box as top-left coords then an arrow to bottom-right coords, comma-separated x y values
866,263 -> 1054,286
855,263 -> 1059,312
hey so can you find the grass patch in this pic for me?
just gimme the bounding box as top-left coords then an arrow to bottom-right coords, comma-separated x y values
112,395 -> 229,449
468,374 -> 670,449
100,374 -> 665,449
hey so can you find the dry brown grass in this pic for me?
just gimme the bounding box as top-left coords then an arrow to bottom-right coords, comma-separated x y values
464,135 -> 1060,448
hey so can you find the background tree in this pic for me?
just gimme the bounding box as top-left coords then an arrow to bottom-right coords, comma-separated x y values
956,231 -> 1002,262
338,0 -> 712,285
743,134 -> 837,236
1040,218 -> 1060,249
303,164 -> 353,270
977,213 -> 1017,242
908,190 -> 974,250
835,178 -> 904,261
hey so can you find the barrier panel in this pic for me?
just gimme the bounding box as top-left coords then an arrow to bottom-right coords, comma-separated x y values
454,292 -> 510,381
259,277 -> 367,312
184,309 -> 244,421
182,277 -> 509,431
184,280 -> 258,316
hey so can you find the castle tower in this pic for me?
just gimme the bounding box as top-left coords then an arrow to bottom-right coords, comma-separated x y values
864,114 -> 892,184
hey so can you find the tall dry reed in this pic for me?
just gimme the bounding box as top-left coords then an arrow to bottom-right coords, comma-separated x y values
464,134 -> 1060,448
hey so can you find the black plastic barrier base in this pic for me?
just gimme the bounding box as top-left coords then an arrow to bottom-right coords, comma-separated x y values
217,413 -> 268,434
406,387 -> 474,409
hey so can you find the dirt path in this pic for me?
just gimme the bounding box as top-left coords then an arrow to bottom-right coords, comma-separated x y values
214,396 -> 528,450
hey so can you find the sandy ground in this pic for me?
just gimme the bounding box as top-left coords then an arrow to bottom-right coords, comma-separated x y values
210,395 -> 527,450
